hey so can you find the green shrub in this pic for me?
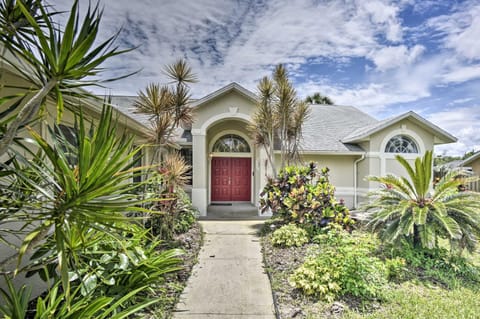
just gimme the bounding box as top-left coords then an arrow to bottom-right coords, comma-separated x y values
28,224 -> 183,302
384,257 -> 407,281
271,224 -> 309,247
290,230 -> 387,301
260,163 -> 354,231
173,189 -> 199,234
387,241 -> 480,288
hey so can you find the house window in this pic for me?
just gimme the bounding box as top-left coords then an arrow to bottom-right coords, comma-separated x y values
385,135 -> 418,153
132,146 -> 142,184
180,148 -> 192,185
212,134 -> 250,153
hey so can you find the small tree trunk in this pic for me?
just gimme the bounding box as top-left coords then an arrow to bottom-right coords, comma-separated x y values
413,225 -> 422,249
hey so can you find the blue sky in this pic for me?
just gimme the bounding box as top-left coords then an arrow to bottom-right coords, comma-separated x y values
58,0 -> 480,156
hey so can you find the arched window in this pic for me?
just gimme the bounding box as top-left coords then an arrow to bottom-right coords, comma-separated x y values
385,135 -> 419,153
212,134 -> 250,153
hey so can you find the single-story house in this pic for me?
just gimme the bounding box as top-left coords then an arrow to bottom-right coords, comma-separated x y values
111,82 -> 457,216
461,152 -> 480,177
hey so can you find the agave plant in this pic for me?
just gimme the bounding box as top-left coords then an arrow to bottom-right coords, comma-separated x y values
365,150 -> 480,253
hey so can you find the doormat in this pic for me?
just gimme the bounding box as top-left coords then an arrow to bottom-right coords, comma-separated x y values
210,203 -> 232,206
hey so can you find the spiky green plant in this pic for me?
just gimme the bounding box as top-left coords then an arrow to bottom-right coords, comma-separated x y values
133,60 -> 196,164
305,92 -> 334,105
365,150 -> 480,253
0,0 -> 132,156
1,104 -> 150,304
249,64 -> 310,177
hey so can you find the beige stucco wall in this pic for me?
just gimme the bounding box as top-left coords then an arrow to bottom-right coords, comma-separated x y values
467,157 -> 480,176
192,92 -> 255,131
191,90 -> 260,215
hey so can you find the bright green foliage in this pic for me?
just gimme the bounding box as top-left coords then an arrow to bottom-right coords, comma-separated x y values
366,150 -> 480,253
271,224 -> 309,247
173,188 -> 199,234
28,224 -> 183,300
385,241 -> 480,288
384,257 -> 407,281
0,0 -> 132,156
0,275 -> 31,319
260,163 -> 354,230
33,283 -> 158,319
290,228 -> 387,301
1,104 -> 150,303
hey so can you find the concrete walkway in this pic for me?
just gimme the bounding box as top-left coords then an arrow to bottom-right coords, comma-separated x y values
173,220 -> 276,318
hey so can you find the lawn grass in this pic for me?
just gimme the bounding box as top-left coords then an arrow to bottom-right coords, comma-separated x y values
342,283 -> 480,319
263,225 -> 480,319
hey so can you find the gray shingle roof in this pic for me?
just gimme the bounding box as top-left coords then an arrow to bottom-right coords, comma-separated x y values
107,96 -> 151,127
300,104 -> 377,152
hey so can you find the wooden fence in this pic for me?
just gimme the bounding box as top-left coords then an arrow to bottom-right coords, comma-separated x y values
467,180 -> 480,192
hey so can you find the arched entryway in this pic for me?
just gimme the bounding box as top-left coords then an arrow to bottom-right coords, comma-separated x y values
210,134 -> 252,202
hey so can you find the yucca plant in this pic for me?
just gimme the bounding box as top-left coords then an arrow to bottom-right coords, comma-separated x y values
0,275 -> 31,319
365,150 -> 480,253
160,151 -> 191,193
0,0 -> 132,156
1,104 -> 151,304
134,60 -> 196,164
249,64 -> 310,177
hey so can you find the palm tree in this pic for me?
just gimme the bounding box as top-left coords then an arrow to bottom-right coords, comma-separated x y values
249,64 -> 310,177
365,150 -> 480,253
134,59 -> 196,164
305,92 -> 334,105
0,0 -> 132,156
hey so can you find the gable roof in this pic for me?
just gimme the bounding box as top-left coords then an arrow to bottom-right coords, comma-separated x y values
462,151 -> 480,166
301,104 -> 377,153
342,111 -> 457,145
191,82 -> 257,107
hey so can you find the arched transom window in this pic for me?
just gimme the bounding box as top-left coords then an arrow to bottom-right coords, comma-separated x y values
385,135 -> 419,153
212,134 -> 250,153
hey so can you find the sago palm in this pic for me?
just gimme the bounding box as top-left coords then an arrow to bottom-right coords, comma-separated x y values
365,150 -> 480,253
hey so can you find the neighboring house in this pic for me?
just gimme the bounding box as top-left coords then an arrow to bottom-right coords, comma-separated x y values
461,152 -> 480,177
111,82 -> 457,216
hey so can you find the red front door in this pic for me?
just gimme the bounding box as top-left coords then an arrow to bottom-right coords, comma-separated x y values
211,157 -> 251,202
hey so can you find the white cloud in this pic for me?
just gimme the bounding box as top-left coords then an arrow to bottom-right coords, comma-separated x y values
428,105 -> 480,156
441,64 -> 480,83
50,1 -> 480,154
368,44 -> 425,71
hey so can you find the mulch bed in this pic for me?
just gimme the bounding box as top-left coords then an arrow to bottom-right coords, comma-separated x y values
262,232 -> 355,319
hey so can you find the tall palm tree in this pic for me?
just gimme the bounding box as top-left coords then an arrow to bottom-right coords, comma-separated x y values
305,92 -> 334,105
365,150 -> 480,253
249,64 -> 310,177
